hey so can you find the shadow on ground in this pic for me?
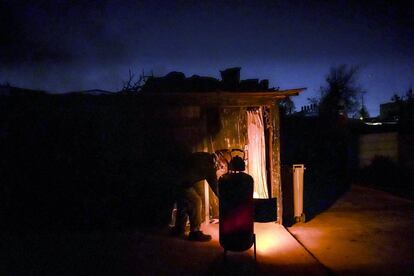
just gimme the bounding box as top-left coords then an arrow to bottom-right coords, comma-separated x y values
3,224 -> 329,275
281,116 -> 352,226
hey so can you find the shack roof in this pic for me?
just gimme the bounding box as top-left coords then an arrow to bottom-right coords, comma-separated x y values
135,88 -> 306,107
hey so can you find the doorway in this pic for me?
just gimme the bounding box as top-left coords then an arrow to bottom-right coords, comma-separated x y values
246,107 -> 269,199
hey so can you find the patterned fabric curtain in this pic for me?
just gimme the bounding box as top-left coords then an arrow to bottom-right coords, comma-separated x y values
247,107 -> 269,199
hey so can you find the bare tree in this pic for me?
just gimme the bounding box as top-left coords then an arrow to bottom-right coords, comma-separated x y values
120,69 -> 144,93
319,65 -> 365,119
279,96 -> 296,115
405,87 -> 413,101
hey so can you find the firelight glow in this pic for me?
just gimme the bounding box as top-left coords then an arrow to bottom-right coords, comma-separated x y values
253,223 -> 282,254
255,233 -> 279,254
203,222 -> 291,255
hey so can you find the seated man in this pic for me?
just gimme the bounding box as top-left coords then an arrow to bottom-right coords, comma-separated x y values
170,152 -> 219,242
218,155 -> 254,251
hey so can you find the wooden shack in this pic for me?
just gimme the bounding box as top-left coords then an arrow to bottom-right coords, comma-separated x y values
136,89 -> 305,224
0,83 -> 305,230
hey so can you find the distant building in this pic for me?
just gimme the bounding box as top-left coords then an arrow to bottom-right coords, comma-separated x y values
380,99 -> 414,123
289,104 -> 319,117
358,97 -> 414,170
380,102 -> 401,121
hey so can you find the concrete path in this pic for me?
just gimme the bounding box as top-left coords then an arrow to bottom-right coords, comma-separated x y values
3,222 -> 328,275
7,185 -> 411,275
288,185 -> 414,275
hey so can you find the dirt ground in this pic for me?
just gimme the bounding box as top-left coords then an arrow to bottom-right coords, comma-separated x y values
288,185 -> 414,275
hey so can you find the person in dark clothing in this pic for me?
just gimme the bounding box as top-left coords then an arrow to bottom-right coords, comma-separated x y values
170,152 -> 219,242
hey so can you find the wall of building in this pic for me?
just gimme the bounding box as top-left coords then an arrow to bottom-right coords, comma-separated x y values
358,132 -> 399,167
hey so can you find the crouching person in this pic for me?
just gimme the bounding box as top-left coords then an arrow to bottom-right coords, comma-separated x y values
170,152 -> 218,242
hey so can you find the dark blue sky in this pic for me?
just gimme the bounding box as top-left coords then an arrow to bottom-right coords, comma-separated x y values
1,0 -> 413,116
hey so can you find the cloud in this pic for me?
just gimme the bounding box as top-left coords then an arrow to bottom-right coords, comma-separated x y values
0,0 -> 135,65
0,0 -> 412,109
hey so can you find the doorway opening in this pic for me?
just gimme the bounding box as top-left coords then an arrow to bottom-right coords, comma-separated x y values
246,107 -> 269,199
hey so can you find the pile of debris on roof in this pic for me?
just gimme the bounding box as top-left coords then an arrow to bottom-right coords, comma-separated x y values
141,67 -> 276,93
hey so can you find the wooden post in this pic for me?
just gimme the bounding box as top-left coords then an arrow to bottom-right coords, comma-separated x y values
204,142 -> 210,225
204,180 -> 210,225
267,105 -> 274,198
274,104 -> 283,224
268,104 -> 282,224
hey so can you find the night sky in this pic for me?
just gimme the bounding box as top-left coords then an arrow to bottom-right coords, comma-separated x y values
1,0 -> 413,116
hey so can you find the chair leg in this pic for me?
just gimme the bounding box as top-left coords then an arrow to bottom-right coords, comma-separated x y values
253,234 -> 257,262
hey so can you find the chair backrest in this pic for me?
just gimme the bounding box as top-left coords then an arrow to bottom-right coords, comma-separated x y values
219,172 -> 254,252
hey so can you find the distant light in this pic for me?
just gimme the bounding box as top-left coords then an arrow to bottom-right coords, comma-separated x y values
365,122 -> 382,125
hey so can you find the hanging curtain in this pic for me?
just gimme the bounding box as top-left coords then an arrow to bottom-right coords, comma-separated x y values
247,107 -> 269,199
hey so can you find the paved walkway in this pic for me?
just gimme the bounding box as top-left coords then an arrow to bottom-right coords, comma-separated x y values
5,185 -> 411,275
3,222 -> 328,275
288,185 -> 414,275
